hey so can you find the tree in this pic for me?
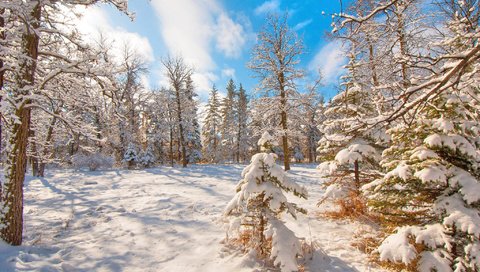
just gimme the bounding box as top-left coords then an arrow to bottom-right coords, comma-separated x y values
300,81 -> 324,163
0,0 -> 130,245
220,79 -> 237,161
235,84 -> 250,163
183,75 -> 202,163
248,13 -> 304,171
161,56 -> 194,167
202,85 -> 222,163
316,50 -> 385,217
327,0 -> 480,270
225,132 -> 308,272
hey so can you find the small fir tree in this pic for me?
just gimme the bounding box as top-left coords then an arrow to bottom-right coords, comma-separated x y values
316,52 -> 385,217
225,132 -> 308,272
202,85 -> 222,163
123,143 -> 138,169
139,146 -> 156,168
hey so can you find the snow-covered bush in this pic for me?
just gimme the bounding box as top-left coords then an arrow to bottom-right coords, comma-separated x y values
123,143 -> 138,169
224,132 -> 308,272
71,153 -> 114,171
138,146 -> 156,168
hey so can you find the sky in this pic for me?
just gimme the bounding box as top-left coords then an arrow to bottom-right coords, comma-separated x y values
76,0 -> 349,101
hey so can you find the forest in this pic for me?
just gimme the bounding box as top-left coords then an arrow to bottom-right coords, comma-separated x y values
0,0 -> 479,271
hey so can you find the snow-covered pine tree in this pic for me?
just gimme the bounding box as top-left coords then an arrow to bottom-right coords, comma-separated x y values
220,79 -> 237,162
202,85 -> 222,163
317,49 -> 384,217
225,131 -> 308,272
362,1 -> 480,270
301,86 -> 324,163
139,146 -> 156,168
123,143 -> 138,169
235,84 -> 250,163
184,74 -> 202,163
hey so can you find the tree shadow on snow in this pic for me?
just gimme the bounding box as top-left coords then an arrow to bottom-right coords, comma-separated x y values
306,249 -> 361,272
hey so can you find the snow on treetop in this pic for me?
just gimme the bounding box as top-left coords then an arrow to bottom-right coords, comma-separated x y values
258,131 -> 278,151
334,144 -> 378,164
424,134 -> 478,160
413,165 -> 447,185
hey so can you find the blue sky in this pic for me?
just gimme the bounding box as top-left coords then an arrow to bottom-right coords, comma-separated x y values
79,0 -> 348,101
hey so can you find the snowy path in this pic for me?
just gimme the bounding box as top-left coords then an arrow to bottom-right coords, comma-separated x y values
0,164 -> 382,271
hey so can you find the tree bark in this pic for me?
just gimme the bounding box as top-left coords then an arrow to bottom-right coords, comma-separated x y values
175,86 -> 188,167
279,77 -> 290,171
354,159 -> 360,191
30,129 -> 39,176
1,1 -> 41,245
38,116 -> 56,177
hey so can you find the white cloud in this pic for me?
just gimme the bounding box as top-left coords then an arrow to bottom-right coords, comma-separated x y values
308,41 -> 347,84
254,0 -> 281,16
215,13 -> 246,58
293,19 -> 312,31
74,6 -> 154,64
151,0 -> 249,99
192,72 -> 218,100
221,68 -> 236,79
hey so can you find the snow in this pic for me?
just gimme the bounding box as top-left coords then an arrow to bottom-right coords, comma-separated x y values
378,226 -> 418,265
383,161 -> 412,181
417,251 -> 452,272
436,194 -> 480,237
265,218 -> 302,272
0,164 -> 383,271
409,147 -> 439,161
413,165 -> 447,184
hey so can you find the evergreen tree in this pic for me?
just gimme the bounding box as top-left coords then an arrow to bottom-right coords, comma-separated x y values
362,2 -> 480,270
317,50 -> 385,217
235,84 -> 250,163
184,75 -> 202,163
225,132 -> 308,272
139,146 -> 156,168
123,143 -> 138,169
220,79 -> 237,162
202,85 -> 222,163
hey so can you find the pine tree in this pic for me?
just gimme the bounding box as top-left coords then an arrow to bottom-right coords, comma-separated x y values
317,50 -> 385,217
123,143 -> 138,169
220,79 -> 237,162
139,146 -> 156,168
225,131 -> 308,272
184,75 -> 202,163
202,85 -> 222,163
362,1 -> 480,270
235,84 -> 250,163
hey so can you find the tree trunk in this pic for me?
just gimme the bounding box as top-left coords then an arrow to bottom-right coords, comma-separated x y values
0,7 -> 5,165
174,86 -> 188,167
395,3 -> 409,90
280,88 -> 290,171
30,129 -> 39,176
354,159 -> 360,191
169,127 -> 174,167
0,1 -> 41,246
38,116 -> 56,177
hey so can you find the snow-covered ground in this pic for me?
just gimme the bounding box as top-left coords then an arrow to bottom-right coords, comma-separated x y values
0,164 -> 382,271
